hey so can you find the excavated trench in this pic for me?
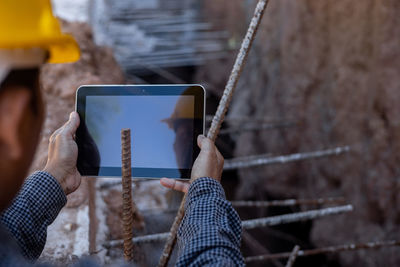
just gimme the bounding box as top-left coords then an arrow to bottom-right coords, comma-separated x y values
37,6 -> 328,267
130,61 -> 342,267
35,0 -> 400,266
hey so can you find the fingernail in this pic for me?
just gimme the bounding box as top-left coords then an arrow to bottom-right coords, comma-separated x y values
198,135 -> 205,140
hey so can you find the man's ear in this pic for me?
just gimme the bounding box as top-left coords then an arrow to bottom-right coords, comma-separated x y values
0,87 -> 31,160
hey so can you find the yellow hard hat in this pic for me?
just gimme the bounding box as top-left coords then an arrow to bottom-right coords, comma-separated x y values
0,0 -> 80,63
162,96 -> 194,129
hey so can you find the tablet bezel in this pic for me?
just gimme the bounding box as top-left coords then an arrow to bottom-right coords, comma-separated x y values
75,84 -> 205,179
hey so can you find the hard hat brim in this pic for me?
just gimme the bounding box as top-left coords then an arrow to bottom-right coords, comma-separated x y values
0,33 -> 80,64
43,34 -> 81,64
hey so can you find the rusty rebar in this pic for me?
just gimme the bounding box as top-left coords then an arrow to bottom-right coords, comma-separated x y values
121,129 -> 134,261
242,230 -> 285,267
245,240 -> 400,263
105,205 -> 352,247
158,1 -> 270,265
216,121 -> 296,135
101,196 -> 345,214
158,197 -> 185,266
231,197 -> 346,208
207,0 -> 269,140
206,116 -> 299,127
205,115 -> 288,124
104,233 -> 170,248
242,205 -> 352,229
224,146 -> 350,170
285,245 -> 300,267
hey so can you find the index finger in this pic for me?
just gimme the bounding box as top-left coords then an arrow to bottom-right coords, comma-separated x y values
160,178 -> 189,193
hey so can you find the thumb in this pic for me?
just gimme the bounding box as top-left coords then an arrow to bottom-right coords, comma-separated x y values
197,135 -> 213,152
63,112 -> 80,135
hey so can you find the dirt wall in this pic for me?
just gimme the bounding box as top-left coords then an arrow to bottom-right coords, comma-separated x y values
202,0 -> 400,266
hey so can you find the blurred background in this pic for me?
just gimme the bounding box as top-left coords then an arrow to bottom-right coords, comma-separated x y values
33,0 -> 400,266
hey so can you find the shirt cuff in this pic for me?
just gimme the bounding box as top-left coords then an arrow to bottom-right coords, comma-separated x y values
186,177 -> 225,208
25,171 -> 67,217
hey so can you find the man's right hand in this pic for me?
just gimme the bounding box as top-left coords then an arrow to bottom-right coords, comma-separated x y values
43,112 -> 81,195
160,135 -> 224,193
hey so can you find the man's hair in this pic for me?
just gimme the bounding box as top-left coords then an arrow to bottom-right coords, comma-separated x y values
0,68 -> 40,114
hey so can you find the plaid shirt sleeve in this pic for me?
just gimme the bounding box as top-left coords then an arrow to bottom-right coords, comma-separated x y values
176,177 -> 245,266
0,171 -> 67,261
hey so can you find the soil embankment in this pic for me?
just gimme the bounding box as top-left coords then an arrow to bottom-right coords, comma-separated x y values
200,1 -> 400,266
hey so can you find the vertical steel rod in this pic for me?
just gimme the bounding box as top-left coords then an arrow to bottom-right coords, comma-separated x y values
121,129 -> 134,261
158,0 -> 270,266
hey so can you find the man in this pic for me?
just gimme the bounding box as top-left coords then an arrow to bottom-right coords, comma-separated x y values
0,0 -> 244,266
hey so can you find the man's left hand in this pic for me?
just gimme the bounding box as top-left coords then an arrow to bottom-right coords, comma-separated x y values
43,112 -> 81,195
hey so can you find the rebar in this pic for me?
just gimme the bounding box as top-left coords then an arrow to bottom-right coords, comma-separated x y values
207,0 -> 269,141
104,233 -> 170,248
242,205 -> 353,229
224,146 -> 350,170
121,129 -> 134,261
245,240 -> 400,263
216,121 -> 296,135
99,0 -> 230,74
231,197 -> 345,208
206,115 -> 291,124
285,245 -> 300,267
105,205 -> 352,247
158,1 -> 270,265
242,230 -> 284,267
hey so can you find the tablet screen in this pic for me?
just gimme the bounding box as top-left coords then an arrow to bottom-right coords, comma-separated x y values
76,85 -> 204,179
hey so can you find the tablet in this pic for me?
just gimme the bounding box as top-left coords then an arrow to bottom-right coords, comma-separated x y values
75,85 -> 205,179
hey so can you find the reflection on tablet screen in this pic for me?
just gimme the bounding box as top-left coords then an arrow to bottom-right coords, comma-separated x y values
86,95 -> 194,171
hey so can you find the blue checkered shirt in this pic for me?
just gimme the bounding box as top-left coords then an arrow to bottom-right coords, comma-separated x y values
176,177 -> 244,266
0,171 -> 66,262
0,173 -> 244,266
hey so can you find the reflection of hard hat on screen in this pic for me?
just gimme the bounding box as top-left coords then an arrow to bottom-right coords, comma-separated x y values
0,0 -> 80,64
162,96 -> 194,129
